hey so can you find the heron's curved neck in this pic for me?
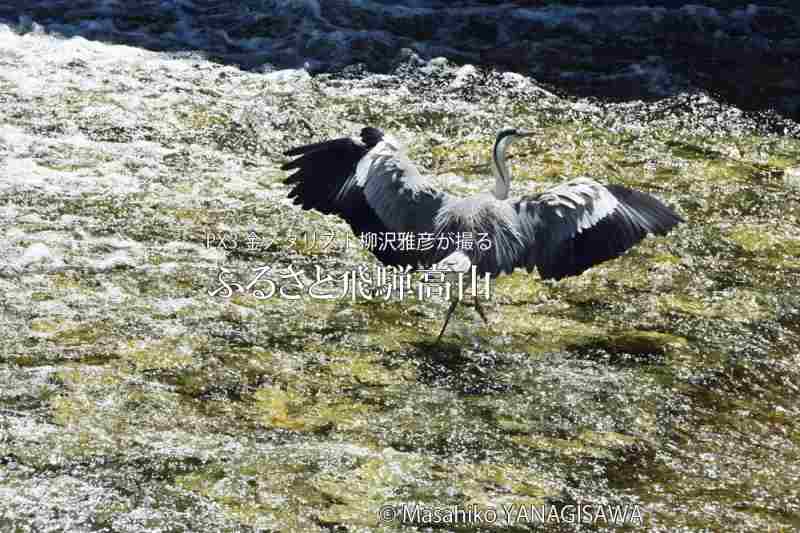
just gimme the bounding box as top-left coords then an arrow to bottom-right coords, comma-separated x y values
492,137 -> 511,200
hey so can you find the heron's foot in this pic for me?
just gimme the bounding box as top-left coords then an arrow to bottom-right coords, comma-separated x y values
473,297 -> 491,326
435,299 -> 459,344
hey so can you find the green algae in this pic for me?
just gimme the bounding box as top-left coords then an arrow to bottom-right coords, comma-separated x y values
249,384 -> 383,433
591,330 -> 689,357
658,289 -> 771,323
174,446 -> 561,531
512,430 -> 643,461
429,139 -> 493,176
119,338 -> 198,372
3,38 -> 800,533
727,224 -> 800,256
495,309 -> 606,354
52,321 -> 111,347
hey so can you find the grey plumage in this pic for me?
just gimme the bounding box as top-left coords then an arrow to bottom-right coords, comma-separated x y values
282,126 -> 684,341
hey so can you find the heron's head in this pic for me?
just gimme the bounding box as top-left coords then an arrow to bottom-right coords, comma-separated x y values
493,126 -> 534,167
496,126 -> 535,144
491,127 -> 534,199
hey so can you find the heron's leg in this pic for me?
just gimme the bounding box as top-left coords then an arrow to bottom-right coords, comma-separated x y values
435,299 -> 459,344
474,294 -> 490,325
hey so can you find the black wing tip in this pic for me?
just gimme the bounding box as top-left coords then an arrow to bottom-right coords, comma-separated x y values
652,212 -> 684,236
282,138 -> 337,157
283,146 -> 307,157
283,127 -> 383,158
531,184 -> 685,282
360,126 -> 383,148
607,184 -> 685,234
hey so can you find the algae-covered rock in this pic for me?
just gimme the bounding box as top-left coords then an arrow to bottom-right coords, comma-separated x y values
598,330 -> 689,356
512,430 -> 644,462
2,19 -> 799,533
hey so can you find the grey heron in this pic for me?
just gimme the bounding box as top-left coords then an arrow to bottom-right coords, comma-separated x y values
282,126 -> 683,342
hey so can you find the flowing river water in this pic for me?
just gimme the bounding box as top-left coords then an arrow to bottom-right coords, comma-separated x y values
1,4 -> 800,532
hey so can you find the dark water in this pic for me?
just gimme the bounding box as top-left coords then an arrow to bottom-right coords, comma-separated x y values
1,1 -> 799,119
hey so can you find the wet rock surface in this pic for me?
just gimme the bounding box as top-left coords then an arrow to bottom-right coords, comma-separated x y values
2,20 -> 800,533
2,1 -> 799,121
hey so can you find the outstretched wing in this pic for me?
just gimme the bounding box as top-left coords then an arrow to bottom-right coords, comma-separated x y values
512,177 -> 683,280
282,127 -> 450,267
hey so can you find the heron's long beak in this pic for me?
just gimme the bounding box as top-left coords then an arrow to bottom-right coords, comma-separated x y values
517,130 -> 535,137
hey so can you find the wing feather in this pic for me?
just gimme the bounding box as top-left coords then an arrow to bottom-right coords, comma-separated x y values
357,140 -> 449,234
282,127 -> 449,267
512,178 -> 683,280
